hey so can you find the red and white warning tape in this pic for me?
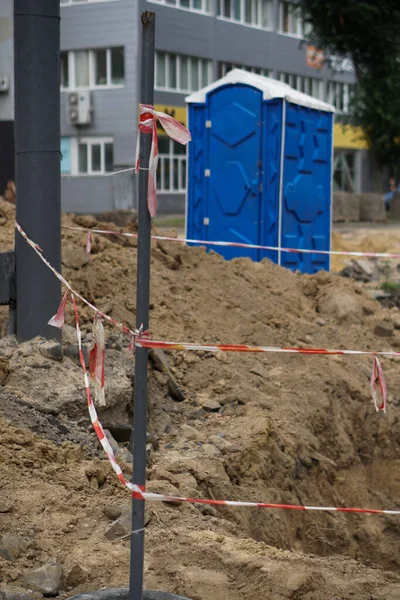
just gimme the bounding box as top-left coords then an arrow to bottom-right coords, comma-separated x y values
16,222 -> 134,338
135,104 -> 191,217
17,223 -> 400,516
62,225 -> 400,261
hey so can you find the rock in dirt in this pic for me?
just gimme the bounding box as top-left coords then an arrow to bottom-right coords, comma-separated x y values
149,349 -> 185,402
23,564 -> 64,597
0,584 -> 34,600
250,363 -> 267,378
179,424 -> 200,442
62,247 -> 89,270
374,321 -> 394,337
104,506 -> 151,540
66,564 -> 89,588
201,399 -> 221,412
215,350 -> 229,364
64,344 -> 89,365
0,357 -> 10,385
194,503 -> 217,517
39,342 -> 63,362
167,376 -> 185,402
0,499 -> 13,513
0,533 -> 28,561
209,435 -> 240,454
103,504 -> 127,522
317,289 -> 364,324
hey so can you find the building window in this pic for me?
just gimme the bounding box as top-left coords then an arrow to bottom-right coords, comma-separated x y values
155,52 -> 212,93
327,82 -> 354,113
156,138 -> 187,193
278,1 -> 310,37
77,138 -> 114,175
61,137 -> 71,174
60,0 -> 119,5
218,62 -> 271,78
60,47 -> 125,89
276,72 -> 324,100
147,0 -> 211,13
333,150 -> 359,193
217,0 -> 274,29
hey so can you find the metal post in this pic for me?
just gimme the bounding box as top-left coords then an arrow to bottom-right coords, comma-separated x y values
14,0 -> 61,342
129,12 -> 155,600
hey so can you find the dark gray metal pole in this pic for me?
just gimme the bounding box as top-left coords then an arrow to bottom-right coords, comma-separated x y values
129,12 -> 155,600
14,0 -> 61,342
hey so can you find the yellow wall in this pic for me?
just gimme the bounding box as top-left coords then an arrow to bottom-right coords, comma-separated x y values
149,104 -> 369,151
333,123 -> 368,150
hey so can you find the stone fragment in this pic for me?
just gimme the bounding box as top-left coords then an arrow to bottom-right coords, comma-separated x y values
179,424 -> 200,442
66,565 -> 89,588
104,506 -> 150,541
317,290 -> 363,324
0,534 -> 28,561
0,500 -> 13,513
215,351 -> 229,364
39,342 -> 63,362
23,564 -> 64,597
0,584 -> 34,600
250,363 -> 267,378
201,399 -> 221,412
315,317 -> 327,326
62,247 -> 89,270
209,435 -> 240,455
374,321 -> 394,337
194,503 -> 217,517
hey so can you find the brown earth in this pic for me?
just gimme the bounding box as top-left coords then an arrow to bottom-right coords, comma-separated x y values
2,198 -> 400,599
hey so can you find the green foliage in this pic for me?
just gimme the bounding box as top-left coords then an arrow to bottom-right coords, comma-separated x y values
300,0 -> 400,171
381,281 -> 400,292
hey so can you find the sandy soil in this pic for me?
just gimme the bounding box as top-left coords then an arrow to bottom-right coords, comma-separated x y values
2,199 -> 400,599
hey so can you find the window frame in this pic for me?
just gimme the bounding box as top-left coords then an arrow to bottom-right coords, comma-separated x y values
60,47 -> 125,91
155,52 -> 212,93
276,71 -> 324,101
333,149 -> 360,194
218,62 -> 271,78
278,1 -> 307,38
216,0 -> 274,30
146,0 -> 212,14
62,137 -> 114,176
327,81 -> 354,114
60,0 -> 119,6
156,138 -> 187,194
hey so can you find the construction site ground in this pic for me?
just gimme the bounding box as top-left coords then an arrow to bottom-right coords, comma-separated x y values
2,197 -> 400,600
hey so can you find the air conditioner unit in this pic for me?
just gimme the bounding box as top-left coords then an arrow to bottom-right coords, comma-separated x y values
67,90 -> 92,125
0,76 -> 10,93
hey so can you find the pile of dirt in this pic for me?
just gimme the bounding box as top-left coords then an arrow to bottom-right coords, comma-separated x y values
331,227 -> 400,272
2,199 -> 400,599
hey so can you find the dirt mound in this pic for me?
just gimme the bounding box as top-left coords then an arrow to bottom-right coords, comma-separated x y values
1,419 -> 400,600
2,199 -> 400,598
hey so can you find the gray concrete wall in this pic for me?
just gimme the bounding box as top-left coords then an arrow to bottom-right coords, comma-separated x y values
62,175 -> 114,214
0,0 -> 14,122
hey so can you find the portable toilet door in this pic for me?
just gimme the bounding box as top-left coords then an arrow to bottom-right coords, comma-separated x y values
279,103 -> 333,273
202,84 -> 263,261
186,80 -> 266,261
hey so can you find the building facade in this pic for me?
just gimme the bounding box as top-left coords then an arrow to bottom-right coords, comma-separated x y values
0,0 -> 377,214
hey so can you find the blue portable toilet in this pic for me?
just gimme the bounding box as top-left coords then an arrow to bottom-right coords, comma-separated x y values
185,69 -> 335,274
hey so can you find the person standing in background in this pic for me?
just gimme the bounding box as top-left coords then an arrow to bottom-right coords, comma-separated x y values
384,176 -> 399,210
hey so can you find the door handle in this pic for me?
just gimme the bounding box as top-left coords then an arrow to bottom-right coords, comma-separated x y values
250,180 -> 259,195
